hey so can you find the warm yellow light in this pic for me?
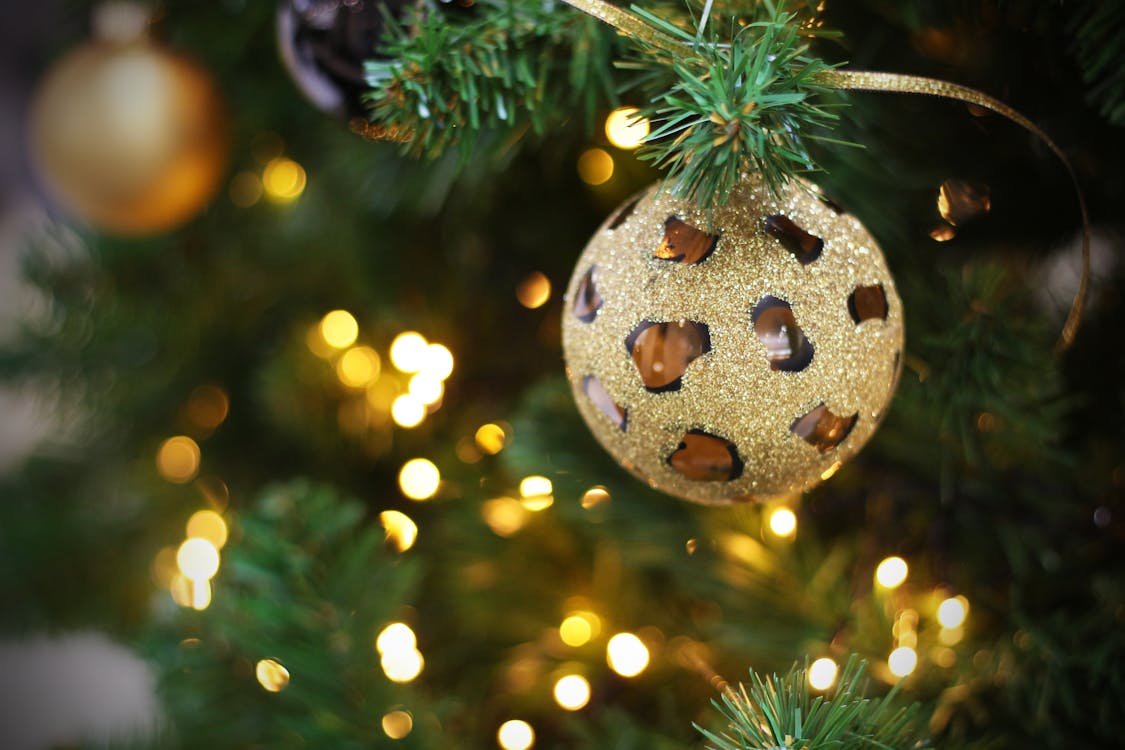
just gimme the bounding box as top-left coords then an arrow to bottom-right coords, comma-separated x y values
421,344 -> 454,381
482,497 -> 530,537
808,657 -> 838,691
399,458 -> 440,500
320,310 -> 359,349
380,510 -> 418,552
169,575 -> 192,608
409,373 -> 444,405
382,710 -> 414,740
190,578 -> 212,610
337,346 -> 381,388
604,107 -> 650,150
553,674 -> 591,710
390,332 -> 429,373
262,157 -> 306,202
820,461 -> 842,481
875,556 -> 909,589
768,507 -> 797,538
580,486 -> 611,509
157,436 -> 201,483
391,394 -> 426,428
888,646 -> 918,677
176,537 -> 220,582
559,613 -> 599,647
256,658 -> 291,692
938,626 -> 964,645
607,632 -> 649,677
185,384 -> 229,431
518,475 -> 553,511
376,623 -> 418,655
381,649 -> 424,683
577,148 -> 614,186
516,272 -> 552,309
475,423 -> 507,455
185,510 -> 228,550
497,719 -> 535,750
229,170 -> 263,207
937,596 -> 969,628
151,547 -> 179,588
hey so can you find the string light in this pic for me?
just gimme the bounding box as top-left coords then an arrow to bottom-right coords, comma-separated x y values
319,310 -> 359,349
807,657 -> 838,691
380,510 -> 418,552
157,436 -> 201,483
381,648 -> 424,683
475,423 -> 507,455
577,148 -> 614,186
262,157 -> 306,202
421,344 -> 454,381
376,623 -> 417,655
887,646 -> 918,678
399,458 -> 440,500
768,507 -> 797,538
604,107 -> 650,150
185,510 -> 228,549
382,710 -> 413,740
606,632 -> 649,677
553,674 -> 591,710
875,556 -> 909,589
559,612 -> 600,647
256,658 -> 291,692
519,475 -> 553,511
497,720 -> 535,750
390,332 -> 429,373
190,579 -> 212,610
337,346 -> 381,388
937,595 -> 969,628
391,394 -> 426,428
580,486 -> 610,509
516,272 -> 552,309
408,373 -> 444,405
176,537 -> 220,582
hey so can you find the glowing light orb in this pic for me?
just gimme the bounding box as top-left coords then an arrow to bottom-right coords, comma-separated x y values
553,674 -> 591,710
390,332 -> 429,373
497,720 -> 535,750
382,710 -> 413,739
399,458 -> 440,500
604,107 -> 650,150
380,510 -> 418,552
376,622 -> 417,655
936,596 -> 969,628
875,556 -> 908,589
185,509 -> 228,549
577,148 -> 614,186
319,310 -> 359,349
807,657 -> 838,690
606,632 -> 649,677
256,658 -> 290,692
887,646 -> 918,677
768,507 -> 797,538
391,394 -> 426,428
176,537 -> 220,582
262,157 -> 306,202
157,435 -> 201,483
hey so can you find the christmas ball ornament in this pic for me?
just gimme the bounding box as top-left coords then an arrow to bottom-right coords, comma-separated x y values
562,173 -> 904,505
28,15 -> 227,236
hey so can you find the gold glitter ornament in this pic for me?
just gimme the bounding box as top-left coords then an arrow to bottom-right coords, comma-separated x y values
562,173 -> 904,505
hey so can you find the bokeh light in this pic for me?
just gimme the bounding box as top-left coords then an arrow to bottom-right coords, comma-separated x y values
422,344 -> 454,381
482,497 -> 529,537
553,674 -> 591,710
391,394 -> 426,428
380,510 -> 418,552
559,612 -> 600,647
382,710 -> 413,740
376,622 -> 417,655
190,578 -> 211,610
157,436 -> 201,483
768,507 -> 797,538
319,310 -> 359,349
381,648 -> 424,683
516,272 -> 552,309
937,595 -> 969,628
475,423 -> 507,455
875,556 -> 909,589
888,646 -> 918,677
604,106 -> 650,149
262,157 -> 306,202
497,720 -> 534,750
185,509 -> 228,549
808,657 -> 838,690
390,332 -> 429,373
256,658 -> 291,692
176,537 -> 220,582
580,486 -> 610,509
606,632 -> 649,677
229,171 -> 263,207
184,384 -> 229,431
337,346 -> 381,388
409,373 -> 444,405
577,148 -> 614,186
399,458 -> 440,500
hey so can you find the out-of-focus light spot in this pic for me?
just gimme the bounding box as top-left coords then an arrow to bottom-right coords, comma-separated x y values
768,507 -> 797,538
177,537 -> 220,582
930,225 -> 956,242
578,148 -> 614,186
808,657 -> 838,691
519,475 -> 553,511
897,631 -> 918,649
516,272 -> 551,309
888,646 -> 918,677
409,374 -> 444,405
932,647 -> 957,668
604,107 -> 650,150
553,674 -> 591,710
256,658 -> 290,692
382,710 -> 414,740
607,632 -> 649,677
151,546 -> 179,588
937,596 -> 969,628
306,324 -> 336,358
497,720 -> 535,750
685,538 -> 698,555
262,157 -> 306,202
475,423 -> 507,455
937,179 -> 991,226
399,458 -> 440,500
560,612 -> 600,647
580,486 -> 610,509
380,510 -> 418,552
421,344 -> 454,381
191,578 -> 212,610
482,497 -> 530,537
381,648 -> 424,683
456,437 -> 483,464
391,394 -> 426,428
820,461 -> 842,481
185,384 -> 229,431
939,626 -> 964,646
229,171 -> 263,207
157,436 -> 201,483
320,310 -> 359,349
336,346 -> 381,388
169,575 -> 192,607
376,623 -> 417,655
186,510 -> 229,550
875,556 -> 908,589
390,332 -> 429,373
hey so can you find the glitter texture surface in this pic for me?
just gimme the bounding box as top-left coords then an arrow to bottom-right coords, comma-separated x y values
562,173 -> 904,505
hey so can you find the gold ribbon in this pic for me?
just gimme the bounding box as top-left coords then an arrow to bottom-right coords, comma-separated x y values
557,0 -> 1090,352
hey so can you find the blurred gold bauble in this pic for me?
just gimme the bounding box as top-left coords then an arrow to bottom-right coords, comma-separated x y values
28,38 -> 228,235
562,173 -> 904,505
